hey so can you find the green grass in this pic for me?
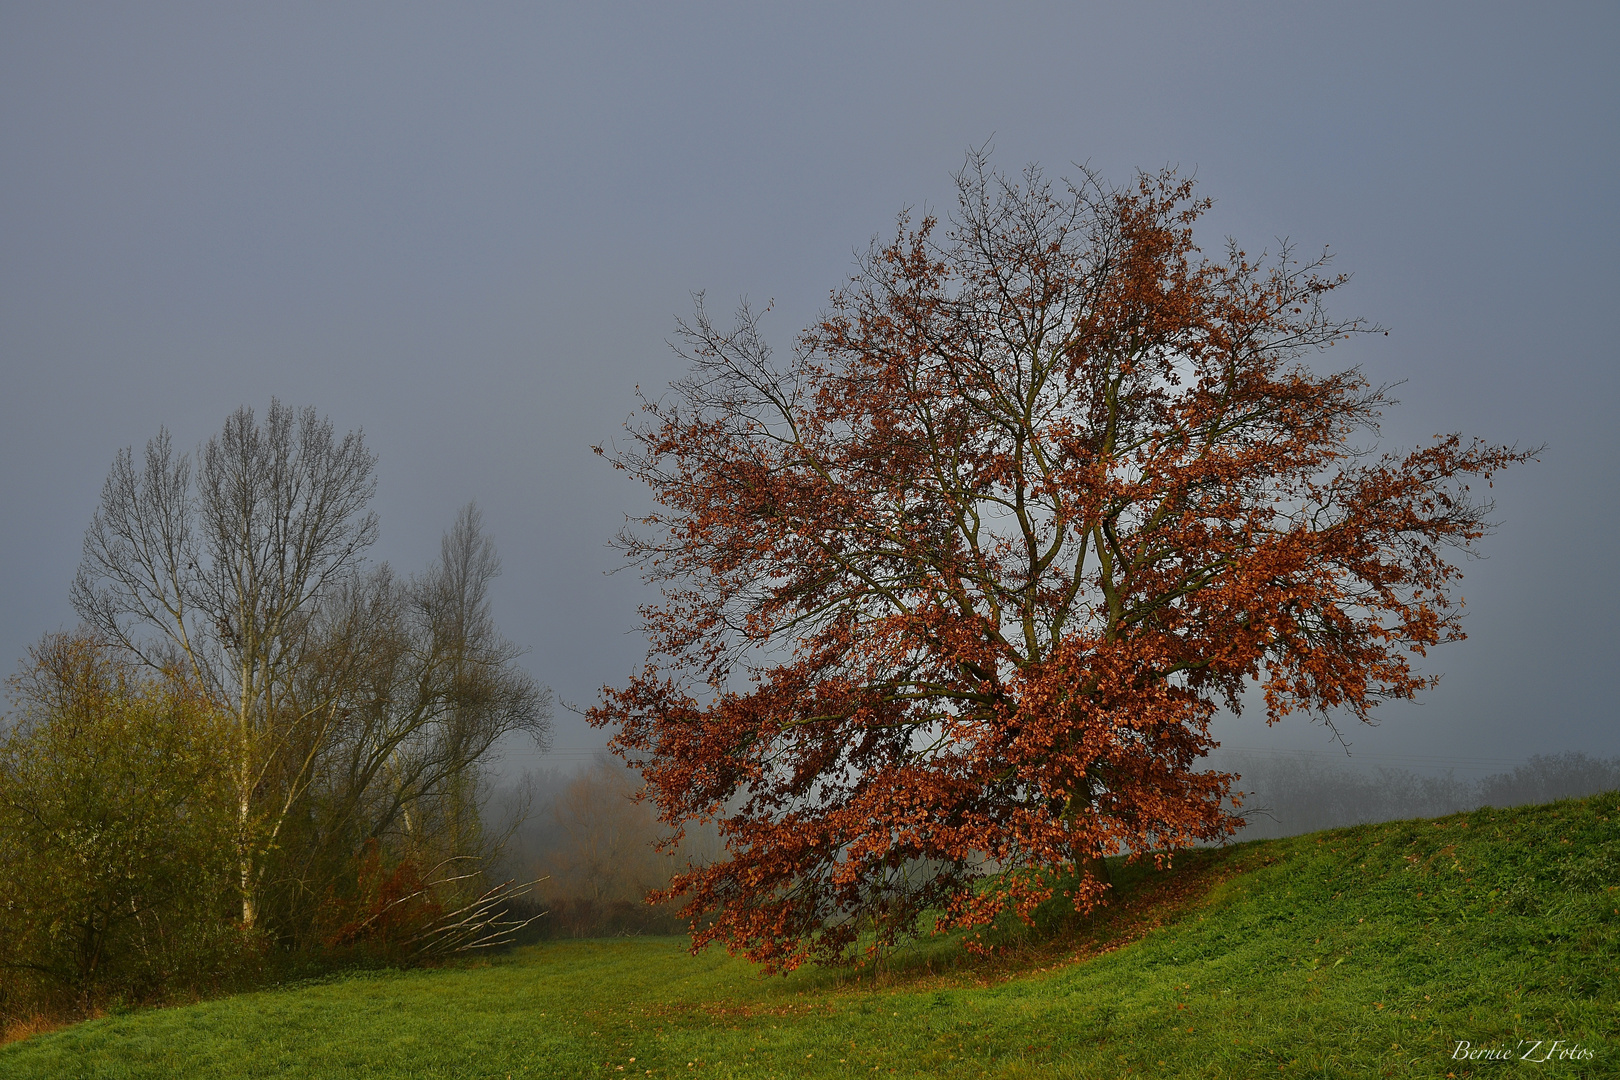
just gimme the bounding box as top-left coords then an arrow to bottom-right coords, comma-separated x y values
5,794 -> 1618,1079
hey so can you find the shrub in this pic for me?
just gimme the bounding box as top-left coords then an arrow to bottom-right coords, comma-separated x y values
0,636 -> 244,1025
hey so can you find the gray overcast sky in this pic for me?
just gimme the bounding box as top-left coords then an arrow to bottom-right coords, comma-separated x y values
2,3 -> 1615,778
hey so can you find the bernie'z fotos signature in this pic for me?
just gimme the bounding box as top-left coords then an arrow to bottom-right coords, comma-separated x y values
1452,1038 -> 1596,1064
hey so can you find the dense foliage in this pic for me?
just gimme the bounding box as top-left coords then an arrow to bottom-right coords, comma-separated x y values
595,152 -> 1531,969
0,638 -> 239,1019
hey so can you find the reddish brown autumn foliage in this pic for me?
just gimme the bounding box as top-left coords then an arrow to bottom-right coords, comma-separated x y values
319,841 -> 443,951
591,151 -> 1531,971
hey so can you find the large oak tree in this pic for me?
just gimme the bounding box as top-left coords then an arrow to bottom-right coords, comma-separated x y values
593,152 -> 1531,970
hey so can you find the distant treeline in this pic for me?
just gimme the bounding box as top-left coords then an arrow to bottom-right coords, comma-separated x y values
486,755 -> 722,940
1215,751 -> 1620,840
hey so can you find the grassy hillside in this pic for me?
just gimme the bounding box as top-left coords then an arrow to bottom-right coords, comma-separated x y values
4,794 -> 1616,1079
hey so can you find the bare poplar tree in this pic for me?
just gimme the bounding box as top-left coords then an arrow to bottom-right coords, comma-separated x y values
73,401 -> 378,928
274,504 -> 553,939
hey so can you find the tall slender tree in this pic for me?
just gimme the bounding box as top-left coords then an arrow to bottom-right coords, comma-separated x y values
75,401 -> 377,927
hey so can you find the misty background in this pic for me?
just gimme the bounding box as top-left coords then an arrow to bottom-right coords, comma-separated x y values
3,4 -> 1616,836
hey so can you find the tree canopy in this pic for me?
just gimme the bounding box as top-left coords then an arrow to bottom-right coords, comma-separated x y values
593,151 -> 1532,970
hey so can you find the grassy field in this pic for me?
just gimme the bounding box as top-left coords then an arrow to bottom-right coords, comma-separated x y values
4,793 -> 1617,1079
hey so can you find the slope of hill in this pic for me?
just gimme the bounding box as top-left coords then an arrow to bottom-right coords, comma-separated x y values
4,794 -> 1615,1079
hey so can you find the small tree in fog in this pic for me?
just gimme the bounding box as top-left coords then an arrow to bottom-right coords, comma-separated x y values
550,756 -> 672,907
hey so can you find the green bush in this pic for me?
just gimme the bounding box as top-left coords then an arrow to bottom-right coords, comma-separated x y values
0,636 -> 245,1025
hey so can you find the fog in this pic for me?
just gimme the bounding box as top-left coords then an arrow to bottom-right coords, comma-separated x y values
1213,751 -> 1620,842
3,5 -> 1615,783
